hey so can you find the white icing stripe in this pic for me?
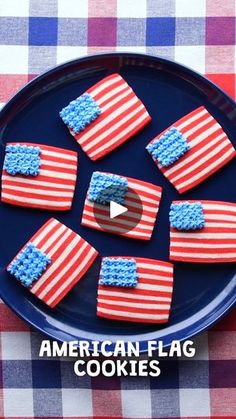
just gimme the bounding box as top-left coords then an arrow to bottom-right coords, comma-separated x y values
205,214 -> 236,222
39,169 -> 76,181
46,247 -> 96,306
171,242 -> 236,249
177,148 -> 234,190
140,273 -> 173,281
97,290 -> 172,302
37,241 -> 87,299
89,112 -> 149,158
203,203 -> 236,213
2,193 -> 71,207
80,96 -> 139,146
40,159 -> 77,170
170,251 -> 236,259
137,283 -> 173,292
3,185 -> 74,197
97,299 -> 170,310
137,263 -> 173,273
170,232 -> 236,239
1,175 -> 75,190
97,307 -> 169,320
41,149 -> 77,161
205,222 -> 236,229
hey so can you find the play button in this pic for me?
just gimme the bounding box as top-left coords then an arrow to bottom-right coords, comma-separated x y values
92,184 -> 143,235
110,201 -> 128,219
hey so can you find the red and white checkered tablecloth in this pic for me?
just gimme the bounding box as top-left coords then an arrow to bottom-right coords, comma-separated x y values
0,1 -> 235,418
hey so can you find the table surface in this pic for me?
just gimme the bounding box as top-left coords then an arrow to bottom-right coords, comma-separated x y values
0,1 -> 236,418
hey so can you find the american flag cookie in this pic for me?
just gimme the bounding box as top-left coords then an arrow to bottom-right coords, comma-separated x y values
97,257 -> 174,323
81,171 -> 162,241
1,142 -> 78,211
59,73 -> 151,161
146,106 -> 236,193
169,200 -> 236,263
7,218 -> 98,307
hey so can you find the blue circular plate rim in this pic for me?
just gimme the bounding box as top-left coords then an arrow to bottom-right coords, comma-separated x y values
0,52 -> 236,352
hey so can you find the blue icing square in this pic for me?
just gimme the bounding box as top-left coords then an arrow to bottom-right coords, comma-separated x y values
146,127 -> 190,167
4,144 -> 41,176
8,243 -> 51,288
99,257 -> 138,288
59,93 -> 101,134
169,202 -> 205,230
88,172 -> 128,205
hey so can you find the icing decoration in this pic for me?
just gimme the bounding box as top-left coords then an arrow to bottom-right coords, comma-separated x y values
60,93 -> 101,134
4,144 -> 41,176
146,127 -> 190,167
8,243 -> 51,287
99,257 -> 138,288
169,202 -> 205,230
88,171 -> 128,205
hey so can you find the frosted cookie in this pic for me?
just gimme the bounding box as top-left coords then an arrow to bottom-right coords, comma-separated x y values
169,200 -> 236,263
146,106 -> 236,193
1,142 -> 78,211
81,171 -> 162,241
7,218 -> 98,307
97,257 -> 174,323
60,73 -> 151,161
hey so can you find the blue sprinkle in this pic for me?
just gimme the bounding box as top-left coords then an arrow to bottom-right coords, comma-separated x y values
146,127 -> 190,167
59,93 -> 101,134
8,243 -> 51,288
4,144 -> 41,176
169,202 -> 205,230
99,257 -> 138,288
88,172 -> 128,205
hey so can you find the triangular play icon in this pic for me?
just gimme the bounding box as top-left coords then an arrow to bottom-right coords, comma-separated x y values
110,201 -> 128,219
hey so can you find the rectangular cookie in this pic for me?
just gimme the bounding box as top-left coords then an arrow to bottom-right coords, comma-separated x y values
1,142 -> 78,211
170,200 -> 236,263
97,257 -> 174,323
147,106 -> 236,193
60,73 -> 151,161
7,218 -> 98,307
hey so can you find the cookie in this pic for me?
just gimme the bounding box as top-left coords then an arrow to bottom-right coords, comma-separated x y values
1,142 -> 78,211
7,218 -> 98,307
97,257 -> 174,323
146,106 -> 236,193
60,73 -> 151,161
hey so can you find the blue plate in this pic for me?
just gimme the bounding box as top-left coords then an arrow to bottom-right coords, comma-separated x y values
0,53 -> 235,352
